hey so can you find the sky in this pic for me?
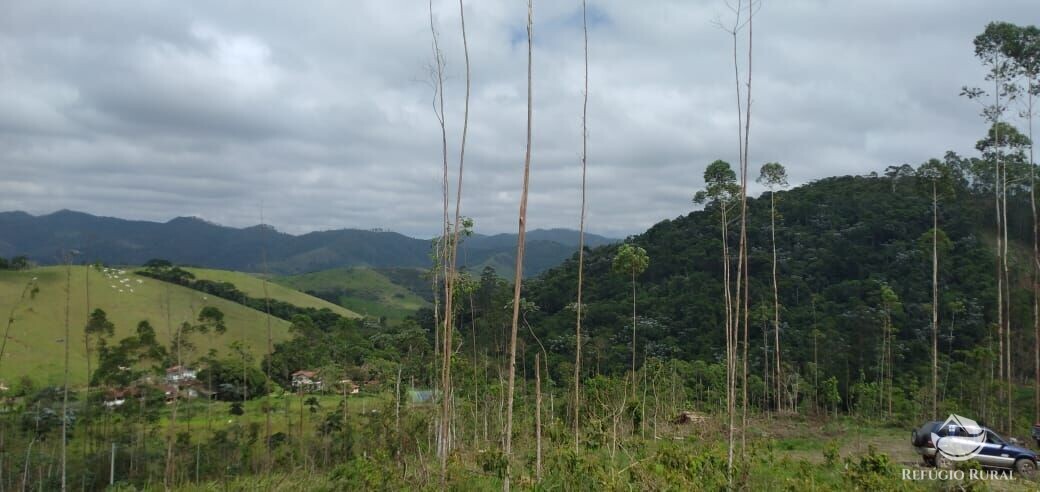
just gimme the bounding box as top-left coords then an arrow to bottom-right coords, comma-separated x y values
0,1 -> 1036,238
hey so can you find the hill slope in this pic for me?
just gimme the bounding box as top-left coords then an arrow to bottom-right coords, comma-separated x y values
275,267 -> 429,320
521,165 -> 1022,407
0,210 -> 617,277
183,267 -> 360,318
0,266 -> 294,385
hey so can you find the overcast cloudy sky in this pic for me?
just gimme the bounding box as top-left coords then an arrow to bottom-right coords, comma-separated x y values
1,1 -> 1036,238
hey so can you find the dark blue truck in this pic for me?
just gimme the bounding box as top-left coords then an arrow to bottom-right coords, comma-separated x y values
911,420 -> 1038,474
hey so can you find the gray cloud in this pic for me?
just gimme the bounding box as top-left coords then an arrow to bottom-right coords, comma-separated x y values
0,0 -> 1036,238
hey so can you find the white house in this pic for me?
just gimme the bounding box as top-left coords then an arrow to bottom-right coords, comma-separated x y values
291,370 -> 323,392
165,365 -> 197,384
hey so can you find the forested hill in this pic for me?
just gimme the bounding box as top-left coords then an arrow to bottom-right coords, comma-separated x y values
524,156 -> 1025,408
0,210 -> 615,276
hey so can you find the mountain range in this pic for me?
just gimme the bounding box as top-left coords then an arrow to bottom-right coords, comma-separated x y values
0,210 -> 617,276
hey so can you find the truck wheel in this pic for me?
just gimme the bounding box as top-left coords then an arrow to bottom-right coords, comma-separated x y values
1015,458 -> 1037,476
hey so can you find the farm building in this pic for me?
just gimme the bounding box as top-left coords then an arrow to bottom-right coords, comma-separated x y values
291,370 -> 324,392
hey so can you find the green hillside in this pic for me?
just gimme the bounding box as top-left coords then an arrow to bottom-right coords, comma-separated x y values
183,267 -> 360,319
275,267 -> 429,320
0,266 -> 293,386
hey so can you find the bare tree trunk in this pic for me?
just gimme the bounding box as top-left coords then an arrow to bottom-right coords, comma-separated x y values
396,365 -> 402,439
812,299 -> 818,414
1028,84 -> 1039,425
574,0 -> 589,455
261,205 -> 274,471
631,271 -> 637,398
164,288 -> 179,489
725,1 -> 743,474
932,183 -> 939,418
503,3 -> 533,489
427,0 -> 451,467
438,0 -> 472,471
1003,144 -> 1012,433
61,257 -> 70,492
763,318 -> 769,412
770,190 -> 781,412
471,293 -> 479,448
888,313 -> 893,417
734,0 -> 755,464
992,60 -> 1006,431
535,353 -> 542,481
84,262 -> 92,456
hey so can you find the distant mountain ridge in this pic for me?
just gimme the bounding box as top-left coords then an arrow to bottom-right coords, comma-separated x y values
0,210 -> 617,276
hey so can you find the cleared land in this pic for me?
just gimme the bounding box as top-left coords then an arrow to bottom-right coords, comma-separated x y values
183,267 -> 360,319
0,266 -> 295,385
275,267 -> 428,320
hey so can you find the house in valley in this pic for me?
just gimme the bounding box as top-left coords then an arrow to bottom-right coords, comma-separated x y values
291,370 -> 323,392
165,365 -> 197,384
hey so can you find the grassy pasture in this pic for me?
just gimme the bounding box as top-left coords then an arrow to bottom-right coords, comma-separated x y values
0,266 -> 294,385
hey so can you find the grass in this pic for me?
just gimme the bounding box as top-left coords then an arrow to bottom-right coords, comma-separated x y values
274,267 -> 428,320
158,413 -> 1040,491
182,268 -> 360,319
0,266 -> 293,386
157,392 -> 388,437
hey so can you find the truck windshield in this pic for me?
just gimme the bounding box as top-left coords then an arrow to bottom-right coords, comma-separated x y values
985,430 -> 1007,445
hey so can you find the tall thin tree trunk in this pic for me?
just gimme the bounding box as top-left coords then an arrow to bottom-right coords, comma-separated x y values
438,0 -> 472,471
1028,83 -> 1038,425
505,1 -> 536,486
84,261 -> 92,454
631,271 -> 637,398
61,258 -> 70,492
535,353 -> 542,481
770,190 -> 781,412
933,183 -> 939,418
471,293 -> 480,448
763,319 -> 769,412
991,58 -> 1006,431
1003,145 -> 1012,433
164,293 -> 180,489
427,0 -> 450,466
812,298 -> 818,413
574,0 -> 589,455
725,1 -> 744,475
736,0 -> 754,462
261,205 -> 274,471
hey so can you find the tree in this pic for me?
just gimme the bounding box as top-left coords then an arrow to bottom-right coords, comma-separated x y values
574,0 -> 590,455
9,256 -> 29,270
1000,24 -> 1040,425
917,159 -> 955,417
503,2 -> 533,489
612,244 -> 650,396
757,162 -> 787,411
822,376 -> 841,418
965,22 -> 1023,432
1,278 -> 39,376
976,121 -> 1031,431
694,158 -> 740,469
877,283 -> 900,418
717,0 -> 759,470
82,308 -> 115,430
60,251 -> 73,492
165,306 -> 226,486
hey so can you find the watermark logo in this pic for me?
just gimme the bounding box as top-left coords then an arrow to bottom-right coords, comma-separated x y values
931,414 -> 985,461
